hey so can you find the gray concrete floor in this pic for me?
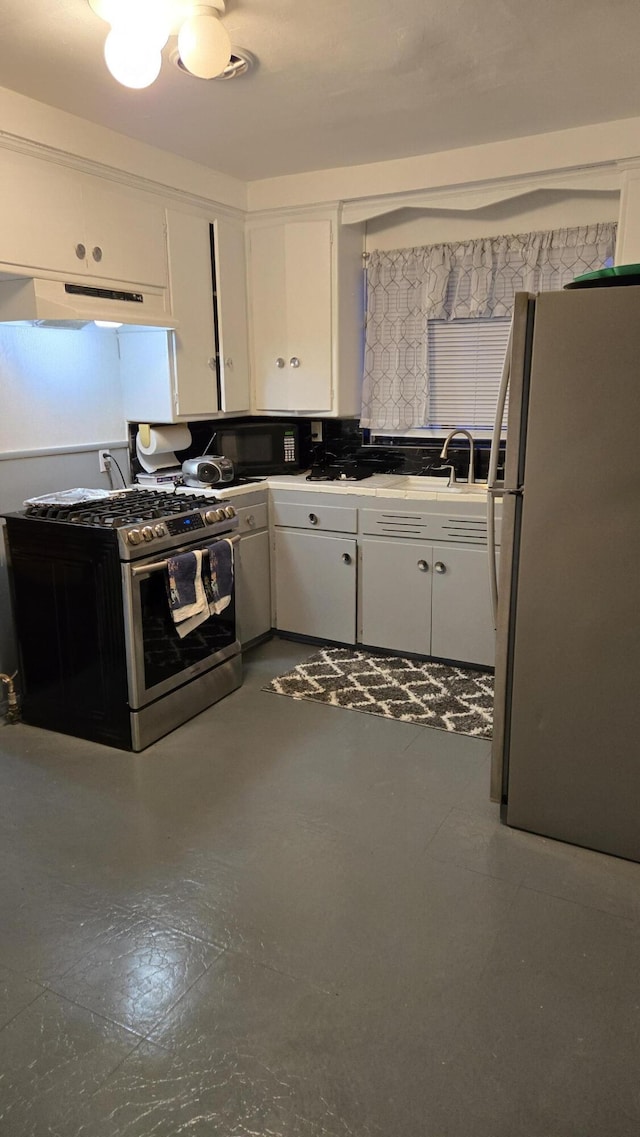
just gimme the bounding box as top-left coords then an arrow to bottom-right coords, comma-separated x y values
1,637 -> 639,1136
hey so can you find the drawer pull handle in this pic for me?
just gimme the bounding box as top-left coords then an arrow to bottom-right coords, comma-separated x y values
308,513 -> 318,525
434,561 -> 447,574
341,553 -> 352,564
417,559 -> 429,572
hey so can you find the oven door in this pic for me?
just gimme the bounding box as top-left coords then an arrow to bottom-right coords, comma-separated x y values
122,534 -> 240,710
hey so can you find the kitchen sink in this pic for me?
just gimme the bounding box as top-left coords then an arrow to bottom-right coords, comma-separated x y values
393,476 -> 489,494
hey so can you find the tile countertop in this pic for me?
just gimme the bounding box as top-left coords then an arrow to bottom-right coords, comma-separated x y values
263,473 -> 491,502
176,474 -> 491,503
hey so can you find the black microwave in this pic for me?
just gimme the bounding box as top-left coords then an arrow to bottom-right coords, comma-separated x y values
214,422 -> 305,476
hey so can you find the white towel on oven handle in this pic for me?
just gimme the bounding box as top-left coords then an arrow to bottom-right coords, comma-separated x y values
167,549 -> 210,638
205,538 -> 234,617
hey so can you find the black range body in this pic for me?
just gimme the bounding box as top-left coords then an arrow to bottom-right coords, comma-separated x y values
3,490 -> 242,751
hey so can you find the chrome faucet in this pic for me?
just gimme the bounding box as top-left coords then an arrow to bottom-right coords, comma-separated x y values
439,429 -> 475,485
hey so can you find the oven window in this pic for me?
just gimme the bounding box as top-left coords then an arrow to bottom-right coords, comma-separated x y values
139,570 -> 236,690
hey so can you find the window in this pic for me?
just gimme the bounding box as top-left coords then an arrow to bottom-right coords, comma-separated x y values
361,222 -> 617,434
427,317 -> 511,433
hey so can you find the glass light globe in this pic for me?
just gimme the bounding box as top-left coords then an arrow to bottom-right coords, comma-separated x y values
104,29 -> 162,89
178,12 -> 231,79
102,0 -> 173,48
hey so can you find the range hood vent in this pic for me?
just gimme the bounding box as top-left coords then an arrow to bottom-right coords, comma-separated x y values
0,276 -> 176,329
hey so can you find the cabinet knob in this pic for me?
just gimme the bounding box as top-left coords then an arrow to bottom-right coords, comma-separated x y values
308,513 -> 318,525
275,357 -> 285,368
289,357 -> 300,368
75,243 -> 86,260
417,560 -> 429,572
208,357 -> 217,371
341,553 -> 352,565
92,246 -> 103,263
434,561 -> 447,574
246,514 -> 256,528
224,357 -> 233,368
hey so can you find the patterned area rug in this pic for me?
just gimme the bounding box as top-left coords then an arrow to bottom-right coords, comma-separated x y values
263,647 -> 494,739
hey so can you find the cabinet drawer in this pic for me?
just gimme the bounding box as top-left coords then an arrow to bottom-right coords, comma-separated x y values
272,501 -> 357,533
361,508 -> 501,546
236,502 -> 268,533
361,508 -> 441,541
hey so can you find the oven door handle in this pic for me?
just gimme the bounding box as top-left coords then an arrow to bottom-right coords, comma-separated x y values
130,534 -> 240,578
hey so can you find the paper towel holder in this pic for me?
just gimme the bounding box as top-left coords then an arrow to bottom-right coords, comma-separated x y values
138,423 -> 151,449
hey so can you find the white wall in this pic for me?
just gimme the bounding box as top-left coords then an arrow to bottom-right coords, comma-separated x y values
247,117 -> 640,212
365,189 -> 620,252
0,85 -> 247,212
0,324 -> 126,452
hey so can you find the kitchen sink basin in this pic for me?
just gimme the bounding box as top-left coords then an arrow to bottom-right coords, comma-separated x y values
393,476 -> 488,494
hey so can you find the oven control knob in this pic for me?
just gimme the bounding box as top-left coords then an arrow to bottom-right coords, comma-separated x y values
127,528 -> 143,545
154,524 -> 166,538
214,509 -> 226,522
204,510 -> 218,524
224,506 -> 236,519
141,526 -> 154,542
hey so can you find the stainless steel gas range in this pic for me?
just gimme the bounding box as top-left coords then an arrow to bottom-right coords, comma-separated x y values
2,489 -> 243,751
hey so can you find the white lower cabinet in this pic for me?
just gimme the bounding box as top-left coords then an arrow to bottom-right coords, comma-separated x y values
274,529 -> 357,643
360,537 -> 495,667
236,530 -> 272,647
360,538 -> 431,655
430,544 -> 496,667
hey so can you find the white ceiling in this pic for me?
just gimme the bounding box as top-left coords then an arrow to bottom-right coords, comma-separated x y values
1,0 -> 639,182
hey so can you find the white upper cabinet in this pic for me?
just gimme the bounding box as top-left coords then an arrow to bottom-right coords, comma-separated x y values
248,213 -> 363,417
0,149 -> 167,287
120,208 -> 250,423
0,150 -> 86,276
81,177 -> 166,287
213,217 -> 251,414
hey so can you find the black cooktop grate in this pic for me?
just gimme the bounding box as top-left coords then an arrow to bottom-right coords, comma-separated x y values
24,490 -> 221,526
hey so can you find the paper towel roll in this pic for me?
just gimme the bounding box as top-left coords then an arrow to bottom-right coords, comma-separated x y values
136,425 -> 192,473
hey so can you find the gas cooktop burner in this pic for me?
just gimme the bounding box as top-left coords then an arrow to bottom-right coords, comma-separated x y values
306,460 -> 378,482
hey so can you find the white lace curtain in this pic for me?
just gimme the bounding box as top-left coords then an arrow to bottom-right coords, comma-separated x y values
360,222 -> 617,431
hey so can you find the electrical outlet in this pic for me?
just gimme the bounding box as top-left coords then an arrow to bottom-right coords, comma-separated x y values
98,449 -> 111,473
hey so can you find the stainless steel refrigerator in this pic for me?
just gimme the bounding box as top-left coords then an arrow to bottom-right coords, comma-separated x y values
488,285 -> 640,863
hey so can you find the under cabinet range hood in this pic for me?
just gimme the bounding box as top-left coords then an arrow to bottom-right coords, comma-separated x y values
0,277 -> 176,329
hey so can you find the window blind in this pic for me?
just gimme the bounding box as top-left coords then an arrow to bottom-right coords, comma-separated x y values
427,317 -> 511,431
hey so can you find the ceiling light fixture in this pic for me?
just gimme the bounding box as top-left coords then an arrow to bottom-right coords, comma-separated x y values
178,3 -> 231,79
88,0 -> 237,90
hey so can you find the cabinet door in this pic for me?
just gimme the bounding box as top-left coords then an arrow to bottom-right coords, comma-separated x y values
213,217 -> 250,413
82,177 -> 167,287
250,220 -> 333,413
274,530 -> 356,643
165,209 -> 218,418
431,544 -> 496,667
360,538 -> 432,655
0,150 -> 87,275
284,220 -> 332,412
236,530 -> 272,647
250,224 -> 288,410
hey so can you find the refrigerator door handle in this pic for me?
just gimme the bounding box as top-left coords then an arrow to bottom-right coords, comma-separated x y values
487,324 -> 512,628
